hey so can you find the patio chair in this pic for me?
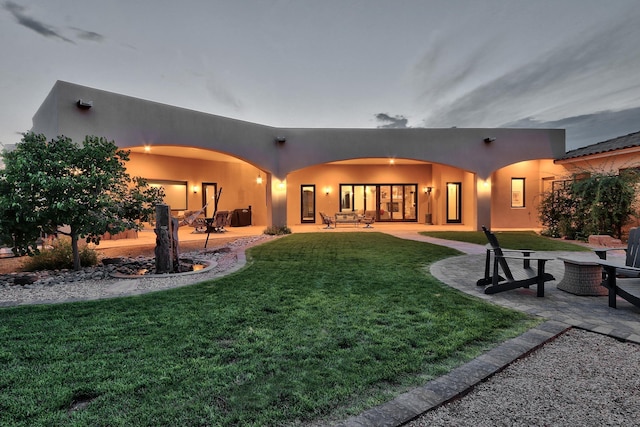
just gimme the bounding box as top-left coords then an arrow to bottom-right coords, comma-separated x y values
319,212 -> 334,229
478,226 -> 555,297
204,210 -> 231,248
362,210 -> 376,228
597,227 -> 640,308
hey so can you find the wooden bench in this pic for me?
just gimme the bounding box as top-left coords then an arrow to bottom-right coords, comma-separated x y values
334,212 -> 360,227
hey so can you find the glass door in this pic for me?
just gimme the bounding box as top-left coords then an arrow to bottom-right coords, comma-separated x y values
202,182 -> 217,217
340,183 -> 416,222
403,185 -> 417,220
301,185 -> 315,223
446,182 -> 462,223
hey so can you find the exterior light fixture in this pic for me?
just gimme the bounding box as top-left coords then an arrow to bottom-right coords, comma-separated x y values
275,136 -> 286,144
256,173 -> 263,184
324,186 -> 331,195
425,186 -> 434,225
76,99 -> 93,109
144,145 -> 151,152
192,185 -> 199,194
484,137 -> 496,143
389,158 -> 395,165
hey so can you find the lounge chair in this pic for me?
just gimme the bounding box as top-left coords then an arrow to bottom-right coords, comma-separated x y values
319,212 -> 334,229
598,227 -> 640,308
478,226 -> 555,297
362,210 -> 376,228
204,210 -> 233,248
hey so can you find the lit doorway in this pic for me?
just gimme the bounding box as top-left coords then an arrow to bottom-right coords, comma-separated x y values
446,182 -> 462,223
202,182 -> 218,217
301,185 -> 315,223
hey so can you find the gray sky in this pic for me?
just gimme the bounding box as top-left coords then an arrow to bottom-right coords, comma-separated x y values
1,0 -> 639,151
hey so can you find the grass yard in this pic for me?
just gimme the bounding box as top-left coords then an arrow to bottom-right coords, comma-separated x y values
0,233 -> 538,426
420,230 -> 590,252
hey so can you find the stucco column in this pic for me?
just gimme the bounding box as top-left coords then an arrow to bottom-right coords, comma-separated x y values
476,176 -> 492,230
270,176 -> 288,227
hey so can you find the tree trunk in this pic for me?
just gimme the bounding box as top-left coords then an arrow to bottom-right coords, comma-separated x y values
71,228 -> 81,271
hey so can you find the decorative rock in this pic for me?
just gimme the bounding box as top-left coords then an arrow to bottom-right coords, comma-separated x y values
14,275 -> 38,285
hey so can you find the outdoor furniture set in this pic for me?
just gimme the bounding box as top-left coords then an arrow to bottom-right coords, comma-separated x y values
478,225 -> 640,310
319,211 -> 376,229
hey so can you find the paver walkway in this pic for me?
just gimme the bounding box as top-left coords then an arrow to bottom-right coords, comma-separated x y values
337,232 -> 640,427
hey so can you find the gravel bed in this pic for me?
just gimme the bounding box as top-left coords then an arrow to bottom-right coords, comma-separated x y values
407,328 -> 640,426
0,235 -> 275,307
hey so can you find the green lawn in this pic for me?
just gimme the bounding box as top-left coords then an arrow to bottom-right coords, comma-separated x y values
419,230 -> 590,251
0,233 -> 539,426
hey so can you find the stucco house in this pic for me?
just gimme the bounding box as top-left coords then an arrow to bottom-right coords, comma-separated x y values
31,80 -> 567,230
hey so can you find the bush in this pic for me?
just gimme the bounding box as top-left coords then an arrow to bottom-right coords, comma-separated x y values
539,172 -> 640,240
263,225 -> 292,236
22,238 -> 98,271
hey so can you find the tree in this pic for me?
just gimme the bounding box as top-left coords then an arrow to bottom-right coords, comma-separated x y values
538,171 -> 640,240
0,133 -> 164,270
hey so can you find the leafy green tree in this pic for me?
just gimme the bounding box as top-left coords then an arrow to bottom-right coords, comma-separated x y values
0,133 -> 164,270
539,171 -> 639,240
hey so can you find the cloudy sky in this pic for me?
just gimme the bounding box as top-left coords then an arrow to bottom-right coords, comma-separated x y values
1,0 -> 639,151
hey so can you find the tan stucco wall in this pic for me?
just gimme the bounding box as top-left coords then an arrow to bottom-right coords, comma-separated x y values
128,152 -> 267,225
491,159 -> 567,229
286,163 -> 433,225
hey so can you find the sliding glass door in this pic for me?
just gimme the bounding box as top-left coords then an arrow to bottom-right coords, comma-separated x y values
339,183 -> 417,222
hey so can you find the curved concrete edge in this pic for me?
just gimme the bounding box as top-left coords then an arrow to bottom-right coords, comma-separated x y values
335,320 -> 570,427
109,259 -> 217,279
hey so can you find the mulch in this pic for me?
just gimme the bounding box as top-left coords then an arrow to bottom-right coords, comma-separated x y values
0,238 -> 239,275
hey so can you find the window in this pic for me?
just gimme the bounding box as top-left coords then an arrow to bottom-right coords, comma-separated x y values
147,179 -> 188,210
511,178 -> 525,208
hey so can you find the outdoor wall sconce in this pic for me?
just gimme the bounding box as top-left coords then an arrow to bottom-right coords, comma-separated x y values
256,173 -> 263,184
324,186 -> 331,196
484,137 -> 496,143
423,186 -> 433,194
191,185 -> 199,194
143,144 -> 151,152
275,136 -> 286,144
76,99 -> 93,109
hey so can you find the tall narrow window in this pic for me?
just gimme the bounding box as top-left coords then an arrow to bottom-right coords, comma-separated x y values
511,178 -> 525,208
446,182 -> 462,223
301,185 -> 315,223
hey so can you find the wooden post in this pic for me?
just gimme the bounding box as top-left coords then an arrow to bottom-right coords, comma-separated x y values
154,204 -> 173,273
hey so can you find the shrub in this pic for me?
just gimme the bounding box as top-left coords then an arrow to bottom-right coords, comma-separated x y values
539,172 -> 639,240
22,238 -> 98,271
263,225 -> 292,235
